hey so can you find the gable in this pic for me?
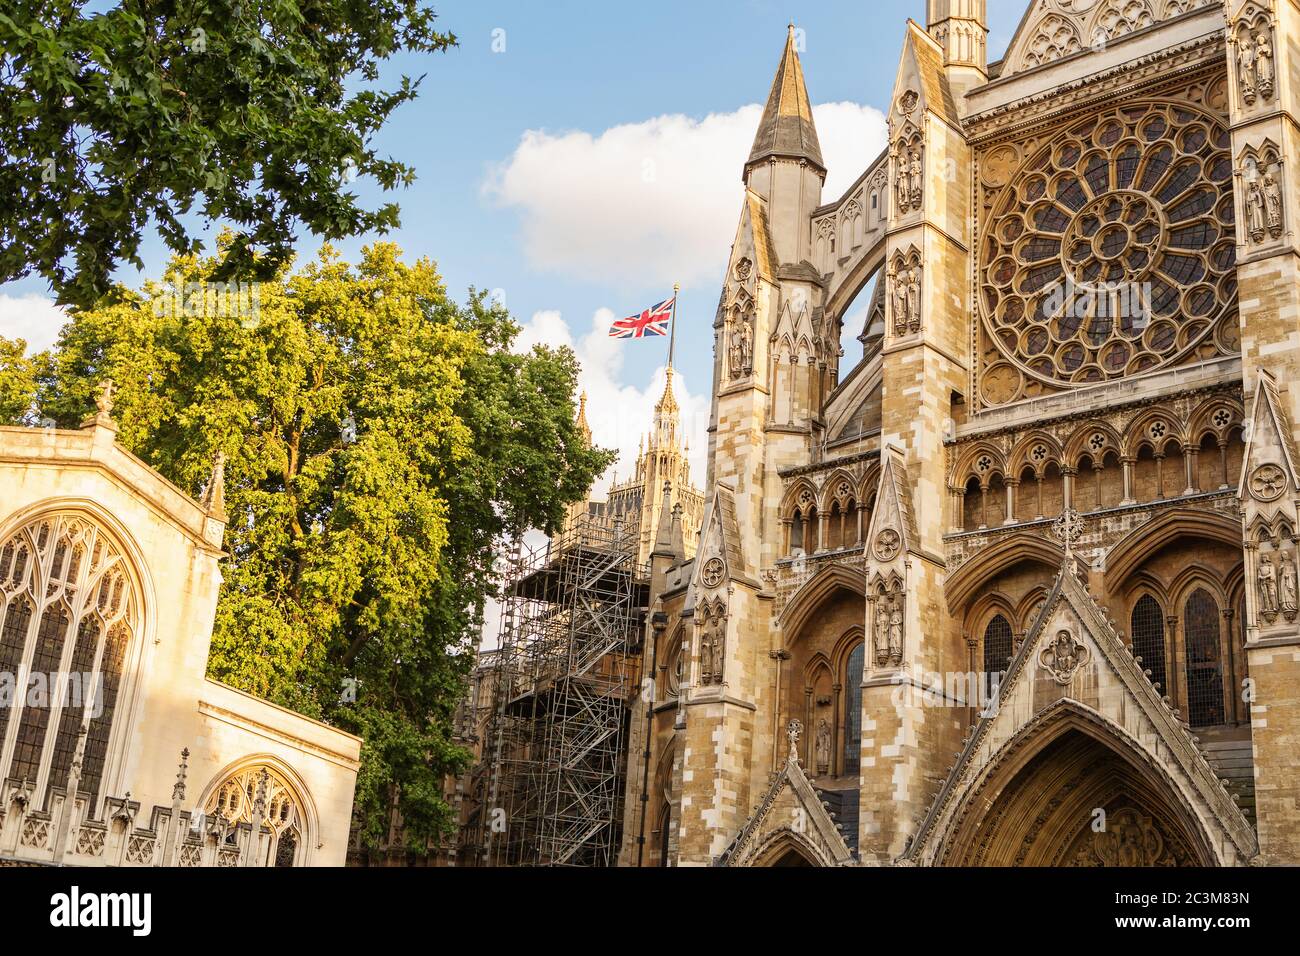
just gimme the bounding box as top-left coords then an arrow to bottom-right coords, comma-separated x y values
1002,0 -> 1220,78
907,562 -> 1257,866
715,722 -> 855,867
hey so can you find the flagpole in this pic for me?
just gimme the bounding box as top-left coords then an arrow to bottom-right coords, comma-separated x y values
668,282 -> 679,369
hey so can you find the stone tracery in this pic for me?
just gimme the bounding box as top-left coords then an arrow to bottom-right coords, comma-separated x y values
980,102 -> 1237,397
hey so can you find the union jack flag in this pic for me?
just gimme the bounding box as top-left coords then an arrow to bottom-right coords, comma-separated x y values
608,297 -> 674,339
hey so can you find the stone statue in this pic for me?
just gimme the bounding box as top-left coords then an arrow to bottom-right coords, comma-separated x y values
892,269 -> 909,334
710,618 -> 726,684
738,316 -> 753,374
909,149 -> 923,209
815,718 -> 831,775
888,603 -> 904,666
896,151 -> 911,213
728,319 -> 742,378
1239,35 -> 1257,103
905,268 -> 922,332
874,603 -> 890,666
1264,171 -> 1283,237
1281,550 -> 1298,619
1258,552 -> 1279,619
1248,180 -> 1267,241
1257,32 -> 1275,99
699,624 -> 713,684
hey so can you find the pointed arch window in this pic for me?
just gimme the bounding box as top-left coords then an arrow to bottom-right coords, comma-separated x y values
0,515 -> 136,812
842,643 -> 865,775
205,766 -> 306,867
1184,588 -> 1225,727
982,614 -> 1013,699
1130,594 -> 1167,697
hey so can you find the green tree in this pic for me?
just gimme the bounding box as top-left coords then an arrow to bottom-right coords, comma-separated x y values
0,336 -> 49,423
6,242 -> 615,849
0,1 -> 455,308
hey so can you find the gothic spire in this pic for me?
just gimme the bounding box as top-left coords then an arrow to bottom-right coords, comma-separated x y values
575,390 -> 592,444
746,23 -> 824,173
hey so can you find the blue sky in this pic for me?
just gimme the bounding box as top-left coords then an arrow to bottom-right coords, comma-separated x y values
1,0 -> 1026,489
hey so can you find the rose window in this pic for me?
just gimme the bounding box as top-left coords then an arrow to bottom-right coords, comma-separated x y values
981,103 -> 1237,392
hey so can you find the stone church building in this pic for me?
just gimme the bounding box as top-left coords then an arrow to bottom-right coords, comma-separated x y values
0,389 -> 361,867
618,0 -> 1300,867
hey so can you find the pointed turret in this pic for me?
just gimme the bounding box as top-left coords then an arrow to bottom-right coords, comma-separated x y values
746,24 -> 824,174
575,390 -> 592,444
201,451 -> 227,522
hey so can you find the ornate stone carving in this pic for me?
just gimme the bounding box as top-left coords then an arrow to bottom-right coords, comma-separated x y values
1039,628 -> 1091,684
734,257 -> 752,281
1237,19 -> 1275,106
888,249 -> 923,336
701,557 -> 725,588
871,578 -> 906,669
874,528 -> 901,561
1092,808 -> 1178,867
1250,463 -> 1287,502
698,598 -> 727,685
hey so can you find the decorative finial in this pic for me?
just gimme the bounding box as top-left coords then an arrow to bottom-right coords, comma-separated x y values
786,718 -> 803,763
1052,507 -> 1084,559
172,747 -> 190,803
96,380 -> 114,415
82,379 -> 118,430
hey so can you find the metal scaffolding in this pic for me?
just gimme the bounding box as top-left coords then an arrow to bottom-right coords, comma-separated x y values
478,518 -> 647,866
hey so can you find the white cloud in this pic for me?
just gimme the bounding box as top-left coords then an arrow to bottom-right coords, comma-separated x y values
484,101 -> 888,288
0,292 -> 67,353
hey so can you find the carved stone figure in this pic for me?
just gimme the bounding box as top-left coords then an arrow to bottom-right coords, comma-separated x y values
888,602 -> 904,666
892,268 -> 908,335
815,718 -> 831,775
699,622 -> 714,684
1039,629 -> 1091,685
1239,34 -> 1257,104
1264,171 -> 1283,237
1257,31 -> 1275,99
709,612 -> 726,684
874,603 -> 889,666
905,268 -> 922,332
1248,179 -> 1267,242
1258,553 -> 1279,620
909,149 -> 923,209
895,150 -> 911,213
1281,550 -> 1298,620
738,315 -> 753,374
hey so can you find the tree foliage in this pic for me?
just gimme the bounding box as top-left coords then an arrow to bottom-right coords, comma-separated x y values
0,1 -> 454,307
2,242 -> 615,848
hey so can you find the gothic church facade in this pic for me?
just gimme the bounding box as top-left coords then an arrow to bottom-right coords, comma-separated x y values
622,0 -> 1300,867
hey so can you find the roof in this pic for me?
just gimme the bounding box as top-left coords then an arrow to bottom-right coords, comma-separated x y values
747,24 -> 824,171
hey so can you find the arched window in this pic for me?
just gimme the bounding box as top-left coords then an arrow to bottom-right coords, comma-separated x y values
982,614 -> 1013,699
205,765 -> 306,867
0,515 -> 136,811
842,643 -> 865,775
1130,594 -> 1167,696
1184,588 -> 1225,727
